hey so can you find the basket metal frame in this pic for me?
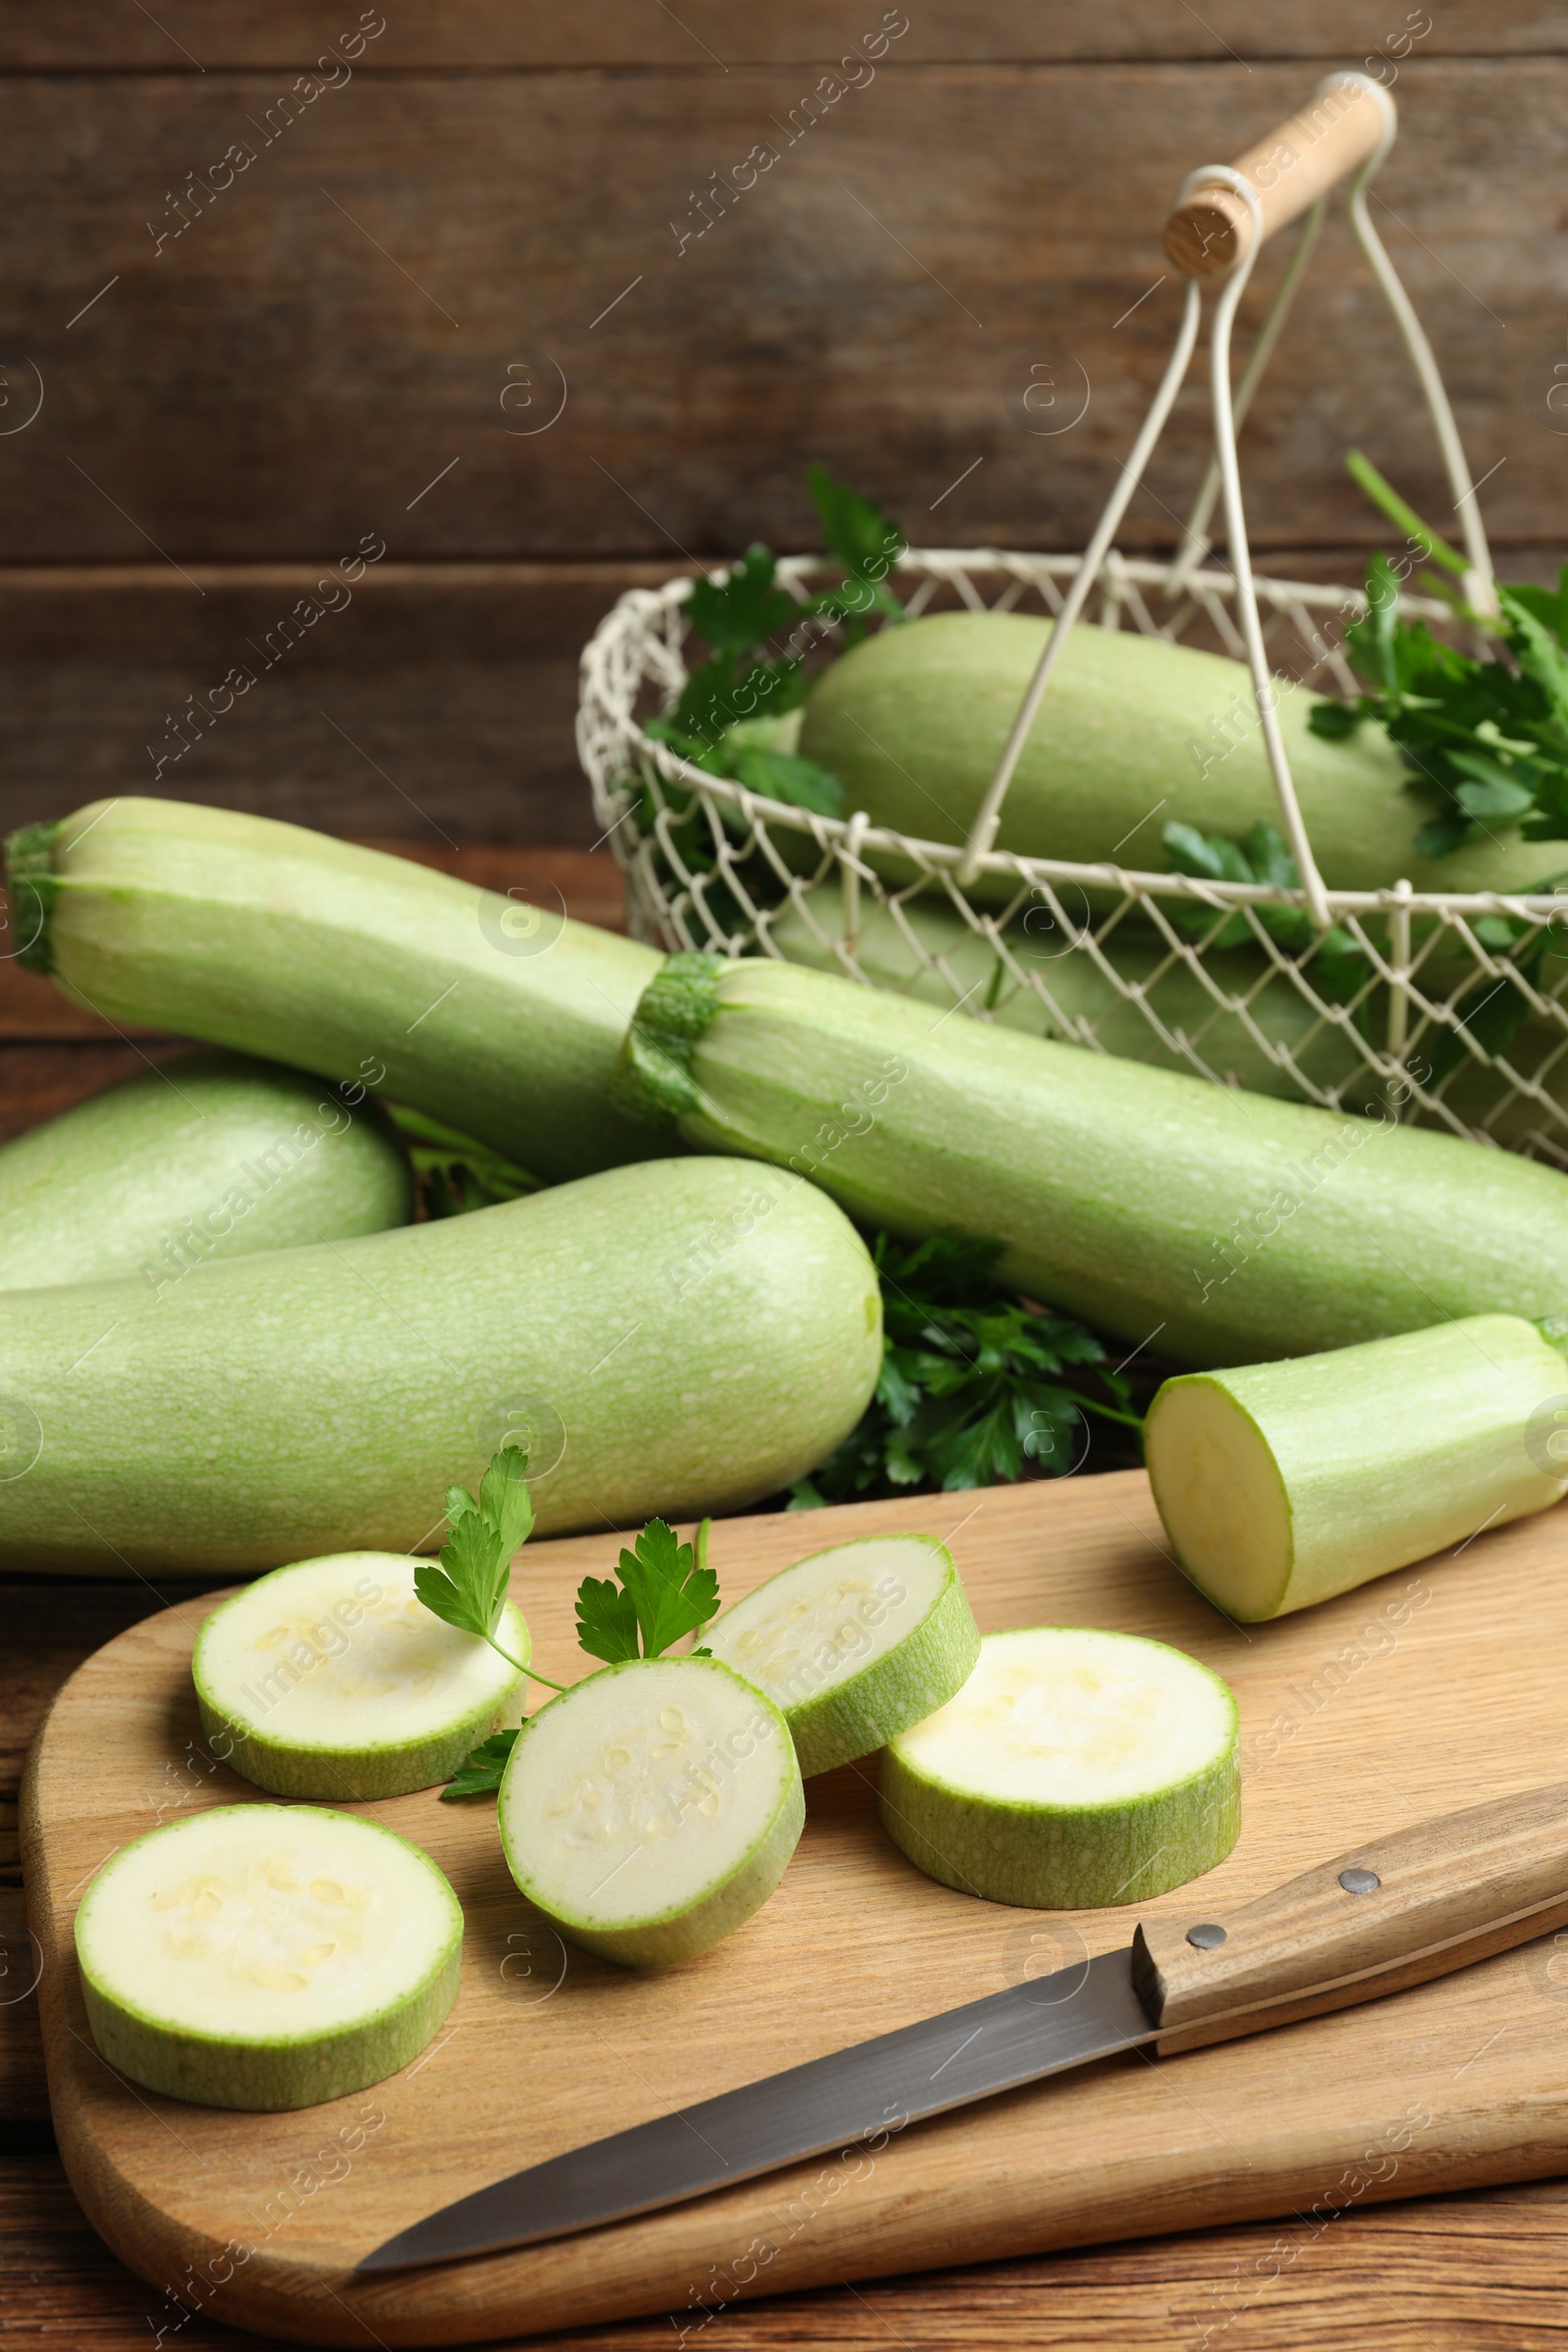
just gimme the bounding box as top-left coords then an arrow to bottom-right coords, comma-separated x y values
576,76 -> 1566,1157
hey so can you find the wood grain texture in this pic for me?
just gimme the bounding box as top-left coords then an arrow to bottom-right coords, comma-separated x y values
1137,1782 -> 1568,2050
14,2155 -> 1568,2352
24,1472 -> 1568,2344
0,61 -> 1558,568
0,564 -> 682,846
9,546 -> 1568,847
2,3 -> 1563,72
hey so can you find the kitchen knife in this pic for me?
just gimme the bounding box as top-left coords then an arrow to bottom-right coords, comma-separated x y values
358,1778 -> 1568,2274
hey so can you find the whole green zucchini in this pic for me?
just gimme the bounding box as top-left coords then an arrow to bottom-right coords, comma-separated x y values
798,612 -> 1550,901
0,1048 -> 412,1289
615,955 -> 1568,1367
1146,1315 -> 1568,1619
5,800 -> 663,1185
767,885 -> 1568,1150
0,1156 -> 881,1577
767,886 -> 1375,1106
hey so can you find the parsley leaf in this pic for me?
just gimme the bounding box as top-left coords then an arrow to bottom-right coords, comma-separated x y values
574,1574 -> 641,1665
792,1233 -> 1143,1503
1306,458 -> 1568,855
687,543 -> 801,653
619,1518 -> 720,1654
416,1446 -> 565,1691
440,1730 -> 518,1802
576,1518 -> 718,1662
1161,819 -> 1370,1004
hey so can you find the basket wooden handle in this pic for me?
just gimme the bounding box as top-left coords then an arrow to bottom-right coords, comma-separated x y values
1164,75 -> 1390,278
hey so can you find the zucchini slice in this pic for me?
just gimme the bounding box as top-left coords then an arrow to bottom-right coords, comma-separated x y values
74,1804 -> 463,2110
498,1657 -> 804,1968
703,1533 -> 981,1775
879,1627 -> 1240,1908
193,1553 -> 529,1799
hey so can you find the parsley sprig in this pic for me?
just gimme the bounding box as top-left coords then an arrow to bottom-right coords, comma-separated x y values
792,1233 -> 1141,1504
415,1446 -> 565,1691
1307,453 -> 1568,858
575,1518 -> 716,1664
1160,818 -> 1370,1005
642,465 -> 906,822
418,1447 -> 719,1799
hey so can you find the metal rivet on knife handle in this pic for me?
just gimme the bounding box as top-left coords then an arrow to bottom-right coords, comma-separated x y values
1133,1778 -> 1568,2061
1186,1922 -> 1227,1949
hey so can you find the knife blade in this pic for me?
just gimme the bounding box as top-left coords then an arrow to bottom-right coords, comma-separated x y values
358,1777 -> 1568,2275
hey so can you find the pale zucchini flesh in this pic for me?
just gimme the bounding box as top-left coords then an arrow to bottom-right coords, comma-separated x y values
703,1533 -> 981,1776
192,1554 -> 529,1799
5,798 -> 664,1184
879,1627 -> 1240,1909
0,1155 -> 883,1576
0,1047 -> 412,1290
497,1657 -> 805,1967
1146,1313 -> 1568,1621
74,1804 -> 463,2110
616,953 -> 1568,1368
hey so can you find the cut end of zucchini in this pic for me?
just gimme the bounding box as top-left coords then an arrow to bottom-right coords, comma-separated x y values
2,818 -> 62,975
704,1533 -> 981,1776
1144,1377 -> 1293,1623
74,1804 -> 463,2110
193,1553 -> 528,1799
880,1626 -> 1240,1909
610,952 -> 729,1125
498,1655 -> 804,1968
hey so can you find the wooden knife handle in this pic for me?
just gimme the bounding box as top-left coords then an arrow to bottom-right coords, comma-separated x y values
1164,75 -> 1391,279
1132,1780 -> 1568,2055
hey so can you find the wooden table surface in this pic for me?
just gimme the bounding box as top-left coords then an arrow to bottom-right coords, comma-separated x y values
6,845 -> 1568,2349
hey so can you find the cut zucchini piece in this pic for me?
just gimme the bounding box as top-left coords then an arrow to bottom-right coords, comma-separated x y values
498,1657 -> 804,1968
1145,1312 -> 1568,1621
703,1533 -> 981,1775
74,1804 -> 463,2111
879,1627 -> 1240,1908
193,1552 -> 528,1800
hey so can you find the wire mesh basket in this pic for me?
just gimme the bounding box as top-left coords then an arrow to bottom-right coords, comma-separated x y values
578,74 -> 1568,1161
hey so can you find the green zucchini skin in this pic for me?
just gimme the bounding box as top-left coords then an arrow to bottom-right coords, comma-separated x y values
4,799 -> 663,1185
767,887 -> 1374,1107
769,886 -> 1568,1152
74,1805 -> 464,2111
799,612 -> 1551,901
0,1157 -> 882,1576
878,1629 -> 1240,1909
0,1048 -> 412,1290
1146,1314 -> 1568,1620
618,955 -> 1568,1367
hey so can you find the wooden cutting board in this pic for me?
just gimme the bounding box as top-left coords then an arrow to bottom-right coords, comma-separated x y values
24,1473 -> 1568,2348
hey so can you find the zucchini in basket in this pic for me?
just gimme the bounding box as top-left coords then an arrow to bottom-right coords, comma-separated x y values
797,612 -> 1552,903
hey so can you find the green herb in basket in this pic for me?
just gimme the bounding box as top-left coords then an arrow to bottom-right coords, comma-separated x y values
642,465 -> 906,813
1309,453 -> 1568,858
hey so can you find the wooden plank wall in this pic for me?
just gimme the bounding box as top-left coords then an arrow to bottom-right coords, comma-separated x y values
0,4 -> 1561,847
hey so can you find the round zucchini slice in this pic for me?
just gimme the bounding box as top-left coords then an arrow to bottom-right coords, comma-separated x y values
193,1551 -> 528,1799
74,1804 -> 463,2110
702,1533 -> 981,1776
879,1627 -> 1240,1908
498,1656 -> 804,1968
